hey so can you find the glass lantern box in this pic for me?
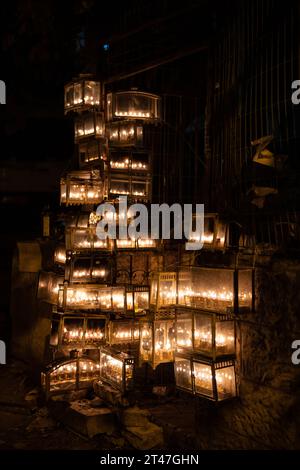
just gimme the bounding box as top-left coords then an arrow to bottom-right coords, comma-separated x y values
150,272 -> 177,310
192,357 -> 237,401
108,320 -> 140,346
139,318 -> 176,368
64,77 -> 101,114
188,213 -> 228,250
78,138 -> 106,167
41,356 -> 100,399
108,121 -> 143,147
50,315 -> 106,349
174,353 -> 193,393
58,284 -> 126,313
60,170 -> 103,205
115,237 -> 156,249
175,307 -> 235,359
99,347 -> 135,393
177,267 -> 254,314
75,112 -> 105,141
68,255 -> 112,283
106,91 -> 160,121
66,227 -> 111,252
109,151 -> 150,172
174,354 -> 237,402
109,174 -> 151,201
37,271 -> 64,304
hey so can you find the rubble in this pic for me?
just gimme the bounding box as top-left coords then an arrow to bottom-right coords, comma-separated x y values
49,397 -> 116,438
122,422 -> 164,450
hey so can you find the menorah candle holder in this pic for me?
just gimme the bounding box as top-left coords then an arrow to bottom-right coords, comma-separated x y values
178,267 -> 254,314
67,255 -> 112,284
108,319 -> 140,346
74,111 -> 105,142
106,91 -> 160,122
78,138 -> 107,167
108,121 -> 143,147
49,315 -> 107,349
188,213 -> 228,250
41,356 -> 100,400
60,170 -> 103,205
64,76 -> 101,114
174,353 -> 237,402
99,347 -> 135,393
175,306 -> 236,359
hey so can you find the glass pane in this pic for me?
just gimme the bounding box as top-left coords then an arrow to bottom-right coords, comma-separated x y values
216,220 -> 226,248
158,275 -> 177,307
74,83 -> 82,104
79,359 -> 100,384
115,93 -> 158,119
110,321 -> 134,344
95,113 -> 104,136
65,85 -> 73,108
153,320 -> 176,365
49,362 -> 77,392
176,314 -> 193,349
99,288 -> 112,310
84,115 -> 94,136
215,320 -> 235,356
134,290 -> 149,312
84,81 -> 100,105
194,314 -> 212,353
66,286 -> 99,309
112,287 -> 125,310
132,153 -> 148,170
85,318 -> 106,345
110,179 -> 130,195
193,362 -> 213,398
132,181 -> 147,197
62,318 -> 84,346
150,278 -> 158,305
215,365 -> 236,400
178,268 -> 234,313
54,246 -> 66,264
140,323 -> 152,363
238,270 -> 253,311
174,356 -> 192,391
100,352 -> 122,388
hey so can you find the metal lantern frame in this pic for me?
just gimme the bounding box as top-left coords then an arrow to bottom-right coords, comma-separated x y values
74,111 -> 105,142
108,319 -> 140,346
151,268 -> 255,315
41,356 -> 100,400
174,353 -> 237,402
65,253 -> 113,284
175,306 -> 236,360
189,213 -> 228,250
60,170 -> 103,206
107,120 -> 144,148
106,91 -> 160,122
64,77 -> 101,114
99,346 -> 135,393
57,283 -> 150,314
66,227 -> 112,252
78,138 -> 107,168
49,314 -> 107,350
